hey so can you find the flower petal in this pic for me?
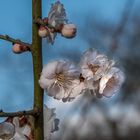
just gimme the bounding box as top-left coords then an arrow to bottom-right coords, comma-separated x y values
100,67 -> 125,97
0,122 -> 15,139
81,68 -> 93,80
48,84 -> 66,100
39,75 -> 55,89
42,61 -> 59,78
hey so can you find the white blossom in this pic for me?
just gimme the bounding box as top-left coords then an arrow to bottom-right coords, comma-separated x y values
0,116 -> 32,140
39,60 -> 85,102
12,117 -> 31,140
0,122 -> 15,140
47,1 -> 68,44
62,79 -> 86,102
10,116 -> 32,140
80,48 -> 115,81
48,1 -> 67,30
12,132 -> 28,140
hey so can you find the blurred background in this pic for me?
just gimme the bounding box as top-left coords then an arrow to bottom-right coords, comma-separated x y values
0,0 -> 140,140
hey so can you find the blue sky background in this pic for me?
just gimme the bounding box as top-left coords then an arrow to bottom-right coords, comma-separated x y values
0,0 -> 139,121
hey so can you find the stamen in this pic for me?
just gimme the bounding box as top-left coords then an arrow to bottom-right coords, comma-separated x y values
88,64 -> 100,74
106,77 -> 116,88
55,73 -> 73,88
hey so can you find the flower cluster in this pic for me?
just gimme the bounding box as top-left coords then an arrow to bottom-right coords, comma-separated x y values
38,1 -> 77,44
0,106 -> 59,140
39,48 -> 125,101
80,48 -> 125,98
0,116 -> 33,140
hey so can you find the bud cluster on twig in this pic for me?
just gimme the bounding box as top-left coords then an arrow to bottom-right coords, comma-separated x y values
36,1 -> 77,44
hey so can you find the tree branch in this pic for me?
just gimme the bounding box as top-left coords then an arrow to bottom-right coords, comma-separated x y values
32,0 -> 44,139
0,34 -> 31,48
0,108 -> 40,117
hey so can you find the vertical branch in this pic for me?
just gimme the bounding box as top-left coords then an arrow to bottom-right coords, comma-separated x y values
32,0 -> 44,139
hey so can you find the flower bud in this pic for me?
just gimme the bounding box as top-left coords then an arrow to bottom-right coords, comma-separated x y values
19,116 -> 27,127
43,17 -> 48,23
12,43 -> 29,54
61,24 -> 76,38
38,26 -> 48,38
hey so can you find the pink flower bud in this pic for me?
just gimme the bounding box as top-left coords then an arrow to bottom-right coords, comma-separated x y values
38,26 -> 48,38
12,43 -> 29,54
61,24 -> 77,38
43,17 -> 48,23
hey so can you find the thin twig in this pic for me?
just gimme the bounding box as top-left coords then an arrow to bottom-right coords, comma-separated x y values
0,108 -> 40,117
0,34 -> 31,48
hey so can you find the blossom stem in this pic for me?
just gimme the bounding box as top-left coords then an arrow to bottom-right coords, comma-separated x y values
34,17 -> 60,32
0,108 -> 40,117
32,0 -> 44,139
0,34 -> 31,49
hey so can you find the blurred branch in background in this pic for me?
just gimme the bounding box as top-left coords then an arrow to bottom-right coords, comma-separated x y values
109,0 -> 135,54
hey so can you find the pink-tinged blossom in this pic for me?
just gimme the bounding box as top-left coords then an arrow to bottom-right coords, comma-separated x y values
39,60 -> 85,102
38,26 -> 49,38
99,67 -> 125,97
12,44 -> 29,54
61,24 -> 77,38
